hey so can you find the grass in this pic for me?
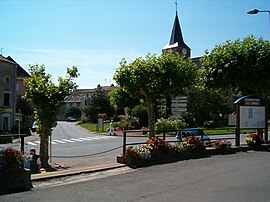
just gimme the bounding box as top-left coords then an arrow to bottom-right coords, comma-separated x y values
79,122 -> 257,135
79,123 -> 110,133
204,126 -> 256,135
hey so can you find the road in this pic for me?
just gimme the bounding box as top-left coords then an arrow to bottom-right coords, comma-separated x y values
15,122 -> 157,168
1,151 -> 270,201
6,122 -> 250,168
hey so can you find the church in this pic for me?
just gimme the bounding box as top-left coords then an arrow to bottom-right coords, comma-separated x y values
163,6 -> 201,69
159,6 -> 202,117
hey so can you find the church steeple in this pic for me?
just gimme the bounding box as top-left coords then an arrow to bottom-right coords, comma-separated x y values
163,2 -> 191,58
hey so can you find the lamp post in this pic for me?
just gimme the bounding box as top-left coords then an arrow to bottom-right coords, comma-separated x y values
247,8 -> 270,27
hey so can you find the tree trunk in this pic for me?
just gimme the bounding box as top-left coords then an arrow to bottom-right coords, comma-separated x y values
166,96 -> 172,118
39,125 -> 51,168
145,95 -> 156,137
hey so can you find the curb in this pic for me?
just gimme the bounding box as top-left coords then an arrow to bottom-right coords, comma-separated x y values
31,163 -> 127,181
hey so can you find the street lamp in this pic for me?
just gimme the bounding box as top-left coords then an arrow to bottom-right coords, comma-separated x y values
247,8 -> 270,28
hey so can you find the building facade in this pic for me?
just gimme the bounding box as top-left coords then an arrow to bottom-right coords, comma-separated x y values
59,84 -> 115,120
0,55 -> 17,131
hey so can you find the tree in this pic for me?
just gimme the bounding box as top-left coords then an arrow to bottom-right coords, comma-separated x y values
109,86 -> 141,115
84,87 -> 115,123
66,107 -> 82,119
187,86 -> 231,125
24,64 -> 78,168
113,52 -> 197,134
200,35 -> 270,99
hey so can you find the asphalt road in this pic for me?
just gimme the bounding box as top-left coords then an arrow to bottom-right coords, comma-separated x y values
1,151 -> 270,202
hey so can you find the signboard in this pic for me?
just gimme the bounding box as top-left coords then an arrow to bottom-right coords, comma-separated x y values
228,113 -> 236,126
234,95 -> 268,145
239,106 -> 265,128
97,118 -> 103,129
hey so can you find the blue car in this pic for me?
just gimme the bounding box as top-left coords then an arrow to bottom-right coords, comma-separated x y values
176,128 -> 211,146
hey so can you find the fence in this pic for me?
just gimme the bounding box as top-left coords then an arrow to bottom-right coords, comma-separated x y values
121,129 -> 237,155
0,133 -> 31,153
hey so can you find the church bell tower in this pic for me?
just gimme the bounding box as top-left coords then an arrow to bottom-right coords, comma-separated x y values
162,1 -> 191,58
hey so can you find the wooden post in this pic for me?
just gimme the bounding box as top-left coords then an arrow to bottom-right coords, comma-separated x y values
123,131 -> 127,155
235,128 -> 240,146
20,135 -> 24,154
163,131 -> 166,140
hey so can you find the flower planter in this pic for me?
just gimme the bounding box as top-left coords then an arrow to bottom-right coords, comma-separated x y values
0,163 -> 32,194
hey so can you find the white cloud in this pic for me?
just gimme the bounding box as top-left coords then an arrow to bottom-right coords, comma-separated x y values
8,47 -> 144,88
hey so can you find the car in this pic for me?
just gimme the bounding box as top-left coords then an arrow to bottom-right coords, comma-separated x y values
176,128 -> 211,146
66,117 -> 77,122
31,121 -> 38,132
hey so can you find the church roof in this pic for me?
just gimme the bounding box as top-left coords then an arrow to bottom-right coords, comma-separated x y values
164,13 -> 190,50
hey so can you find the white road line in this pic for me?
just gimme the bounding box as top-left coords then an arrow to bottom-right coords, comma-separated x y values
78,137 -> 94,141
26,136 -> 116,146
53,140 -> 67,144
70,138 -> 84,142
61,139 -> 75,143
27,142 -> 37,146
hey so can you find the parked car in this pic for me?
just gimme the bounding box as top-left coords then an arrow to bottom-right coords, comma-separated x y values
176,128 -> 211,146
66,117 -> 77,122
31,121 -> 38,132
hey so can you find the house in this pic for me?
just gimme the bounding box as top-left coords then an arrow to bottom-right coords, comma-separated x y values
0,55 -> 30,131
58,84 -> 115,120
6,56 -> 30,98
0,55 -> 17,131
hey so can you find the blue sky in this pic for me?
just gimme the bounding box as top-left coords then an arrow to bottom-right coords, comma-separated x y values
1,0 -> 269,88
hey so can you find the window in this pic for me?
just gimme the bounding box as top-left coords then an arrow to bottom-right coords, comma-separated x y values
4,92 -> 10,106
2,115 -> 10,130
5,77 -> 9,84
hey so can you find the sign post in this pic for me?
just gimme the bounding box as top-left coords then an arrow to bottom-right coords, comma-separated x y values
234,95 -> 268,146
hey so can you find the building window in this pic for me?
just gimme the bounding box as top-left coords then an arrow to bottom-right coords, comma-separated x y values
5,77 -> 9,84
2,114 -> 10,130
3,92 -> 10,106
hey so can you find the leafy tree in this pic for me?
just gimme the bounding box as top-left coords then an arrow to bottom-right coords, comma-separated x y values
187,86 -> 231,126
113,52 -> 197,134
200,35 -> 270,99
66,107 -> 82,119
84,87 -> 115,123
109,86 -> 141,115
24,64 -> 78,168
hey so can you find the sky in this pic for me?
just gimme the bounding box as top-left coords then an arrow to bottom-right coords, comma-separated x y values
1,0 -> 270,88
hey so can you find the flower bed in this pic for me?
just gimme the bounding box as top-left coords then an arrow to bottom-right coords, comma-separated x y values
212,140 -> 232,149
0,148 -> 32,193
244,134 -> 265,147
119,136 -> 210,168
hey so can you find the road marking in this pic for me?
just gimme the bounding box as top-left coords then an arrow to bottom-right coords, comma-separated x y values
70,138 -> 84,142
26,136 -> 117,146
53,140 -> 67,144
61,139 -> 75,143
27,142 -> 37,146
78,137 -> 94,141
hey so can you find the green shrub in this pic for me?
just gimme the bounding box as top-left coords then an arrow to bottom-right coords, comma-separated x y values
155,118 -> 187,131
0,130 -> 13,144
131,105 -> 148,127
